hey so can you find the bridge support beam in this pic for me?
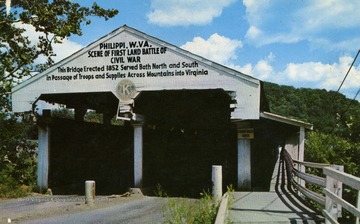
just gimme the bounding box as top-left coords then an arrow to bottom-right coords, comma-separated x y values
237,138 -> 251,190
235,122 -> 252,191
132,117 -> 144,188
37,110 -> 51,193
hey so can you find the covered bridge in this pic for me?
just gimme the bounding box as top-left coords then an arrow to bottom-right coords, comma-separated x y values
12,25 -> 312,196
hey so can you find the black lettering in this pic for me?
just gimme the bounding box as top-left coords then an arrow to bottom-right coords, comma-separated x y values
127,49 -> 141,55
127,56 -> 141,63
129,41 -> 137,48
142,47 -> 160,55
79,74 -> 94,80
111,50 -> 126,56
111,57 -> 125,64
182,61 -> 199,68
51,74 -> 73,81
121,64 -> 139,70
127,72 -> 145,78
152,63 -> 167,69
88,50 -> 104,58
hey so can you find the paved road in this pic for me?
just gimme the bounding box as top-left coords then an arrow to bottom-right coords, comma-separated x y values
25,197 -> 166,224
1,194 -> 168,224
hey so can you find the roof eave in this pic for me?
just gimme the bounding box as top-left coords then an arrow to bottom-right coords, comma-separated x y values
260,111 -> 313,130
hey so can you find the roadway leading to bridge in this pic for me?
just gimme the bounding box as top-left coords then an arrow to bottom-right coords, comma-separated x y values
0,194 -> 168,223
227,191 -> 324,224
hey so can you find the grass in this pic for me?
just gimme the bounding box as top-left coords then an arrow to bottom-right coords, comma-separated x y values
162,191 -> 218,224
159,184 -> 235,224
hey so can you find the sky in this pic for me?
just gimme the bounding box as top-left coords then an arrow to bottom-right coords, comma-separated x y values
25,0 -> 360,100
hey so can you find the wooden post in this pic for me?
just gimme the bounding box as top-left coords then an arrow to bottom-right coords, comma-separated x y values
336,166 -> 344,218
325,171 -> 339,224
37,110 -> 51,193
299,126 -> 305,188
133,120 -> 144,188
237,139 -> 251,190
356,190 -> 360,224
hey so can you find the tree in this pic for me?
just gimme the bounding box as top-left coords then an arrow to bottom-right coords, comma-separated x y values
0,0 -> 118,111
0,113 -> 38,197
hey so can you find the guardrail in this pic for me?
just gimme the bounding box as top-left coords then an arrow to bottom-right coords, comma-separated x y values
282,149 -> 360,224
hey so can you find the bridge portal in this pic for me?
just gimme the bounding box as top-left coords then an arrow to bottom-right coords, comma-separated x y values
12,25 -> 312,196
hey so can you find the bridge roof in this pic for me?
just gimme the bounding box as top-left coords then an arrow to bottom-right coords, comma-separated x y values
260,111 -> 313,129
12,25 -> 261,120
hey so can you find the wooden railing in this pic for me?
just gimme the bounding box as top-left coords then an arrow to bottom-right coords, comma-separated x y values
282,149 -> 360,224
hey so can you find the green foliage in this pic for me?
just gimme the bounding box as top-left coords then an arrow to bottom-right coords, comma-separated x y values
162,191 -> 218,224
0,1 -> 119,111
305,132 -> 359,175
154,183 -> 168,198
264,82 -> 360,176
51,108 -> 124,125
305,131 -> 360,222
264,82 -> 360,221
51,108 -> 75,120
162,185 -> 235,224
263,82 -> 360,136
0,113 -> 37,198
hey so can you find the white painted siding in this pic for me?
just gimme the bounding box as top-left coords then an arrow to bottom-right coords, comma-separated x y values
12,26 -> 260,120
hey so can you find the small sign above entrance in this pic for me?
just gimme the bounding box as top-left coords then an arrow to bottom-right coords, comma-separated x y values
238,128 -> 254,139
117,79 -> 137,101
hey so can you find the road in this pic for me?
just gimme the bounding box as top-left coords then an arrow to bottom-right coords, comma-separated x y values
0,194 -> 169,224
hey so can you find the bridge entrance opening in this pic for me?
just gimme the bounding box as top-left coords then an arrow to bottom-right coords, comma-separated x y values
135,89 -> 237,197
38,89 -> 238,197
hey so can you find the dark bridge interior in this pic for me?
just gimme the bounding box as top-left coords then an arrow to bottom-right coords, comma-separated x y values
136,90 -> 237,197
43,89 -> 295,196
46,89 -> 237,197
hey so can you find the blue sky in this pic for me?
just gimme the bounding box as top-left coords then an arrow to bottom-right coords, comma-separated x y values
30,0 -> 360,100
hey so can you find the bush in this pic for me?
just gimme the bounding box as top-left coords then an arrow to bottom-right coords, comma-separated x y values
0,113 -> 37,198
162,191 -> 218,224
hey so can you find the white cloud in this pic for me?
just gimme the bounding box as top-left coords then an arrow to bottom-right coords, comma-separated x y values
147,0 -> 235,26
233,53 -> 274,80
233,53 -> 360,97
242,0 -> 360,49
311,37 -> 360,52
14,22 -> 83,64
280,56 -> 360,91
181,33 -> 242,65
245,26 -> 262,40
242,0 -> 270,24
253,54 -> 274,80
296,1 -> 360,31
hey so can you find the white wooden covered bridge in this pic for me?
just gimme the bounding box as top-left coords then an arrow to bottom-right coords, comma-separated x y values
12,25 -> 312,197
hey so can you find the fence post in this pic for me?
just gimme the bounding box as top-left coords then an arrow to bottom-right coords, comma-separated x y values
299,127 -> 305,188
335,166 -> 343,218
356,190 -> 360,224
324,169 -> 339,224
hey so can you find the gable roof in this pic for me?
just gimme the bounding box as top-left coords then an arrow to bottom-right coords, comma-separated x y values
12,25 -> 261,120
13,25 -> 259,92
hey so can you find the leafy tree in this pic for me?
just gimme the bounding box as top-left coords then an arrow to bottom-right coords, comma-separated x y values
0,112 -> 37,197
305,132 -> 359,176
0,0 -> 118,197
0,0 -> 118,111
263,81 -> 360,136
